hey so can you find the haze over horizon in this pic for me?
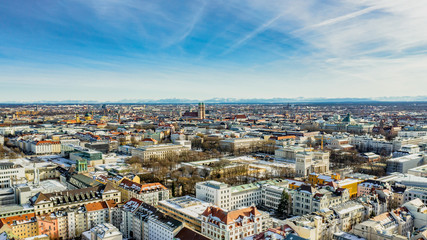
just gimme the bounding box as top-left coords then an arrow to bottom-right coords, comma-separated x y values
1,0 -> 427,101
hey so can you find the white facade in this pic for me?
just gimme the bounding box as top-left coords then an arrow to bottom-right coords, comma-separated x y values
131,144 -> 188,161
196,179 -> 288,210
0,162 -> 26,188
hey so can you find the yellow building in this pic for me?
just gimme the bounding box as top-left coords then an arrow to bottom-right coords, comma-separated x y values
0,213 -> 39,239
337,178 -> 364,198
308,173 -> 340,186
288,179 -> 304,190
307,173 -> 362,198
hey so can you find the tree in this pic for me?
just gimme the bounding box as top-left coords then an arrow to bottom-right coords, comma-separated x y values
277,190 -> 290,218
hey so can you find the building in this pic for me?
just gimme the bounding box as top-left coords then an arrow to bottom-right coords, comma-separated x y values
292,184 -> 350,216
82,223 -> 123,240
404,187 -> 427,205
357,180 -> 388,197
352,207 -> 414,240
0,162 -> 26,189
219,138 -> 264,152
30,184 -> 121,215
86,200 -> 118,229
407,164 -> 427,177
196,179 -> 288,210
198,103 -> 206,120
285,214 -> 336,240
147,212 -> 183,240
158,196 -> 210,232
331,201 -> 366,232
403,198 -> 427,229
386,153 -> 425,174
261,184 -> 290,211
131,144 -> 189,161
0,213 -> 38,239
295,151 -> 330,177
201,206 -> 271,240
29,140 -> 61,155
117,179 -> 169,204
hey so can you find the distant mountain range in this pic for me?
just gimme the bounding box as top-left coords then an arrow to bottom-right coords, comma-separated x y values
1,96 -> 426,104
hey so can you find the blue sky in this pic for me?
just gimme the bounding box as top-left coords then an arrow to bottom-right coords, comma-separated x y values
1,0 -> 426,101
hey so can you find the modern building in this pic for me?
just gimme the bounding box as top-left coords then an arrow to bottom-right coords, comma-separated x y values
0,162 -> 26,189
158,196 -> 210,232
386,153 -> 425,174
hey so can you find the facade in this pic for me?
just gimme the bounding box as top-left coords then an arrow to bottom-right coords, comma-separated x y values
117,179 -> 169,204
158,196 -> 210,232
331,201 -> 366,232
407,164 -> 427,177
196,179 -> 288,210
131,144 -> 189,161
147,212 -> 183,240
402,198 -> 427,229
201,206 -> 271,240
219,138 -> 264,152
295,151 -> 330,177
0,213 -> 38,239
403,187 -> 427,205
0,162 -> 26,189
352,207 -> 414,240
30,140 -> 61,155
261,184 -> 289,211
292,185 -> 350,216
357,180 -> 388,197
30,184 -> 121,215
386,153 -> 425,174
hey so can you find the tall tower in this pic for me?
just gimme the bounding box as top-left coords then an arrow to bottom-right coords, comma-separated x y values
198,102 -> 206,119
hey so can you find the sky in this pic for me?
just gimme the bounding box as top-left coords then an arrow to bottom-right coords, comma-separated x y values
1,0 -> 427,101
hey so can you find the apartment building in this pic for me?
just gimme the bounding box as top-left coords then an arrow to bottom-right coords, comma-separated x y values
292,185 -> 350,216
117,179 -> 169,204
0,213 -> 38,239
131,144 -> 189,161
331,201 -> 366,232
352,207 -> 414,240
402,198 -> 427,229
196,179 -> 288,210
201,206 -> 271,240
86,200 -> 118,229
147,212 -> 183,240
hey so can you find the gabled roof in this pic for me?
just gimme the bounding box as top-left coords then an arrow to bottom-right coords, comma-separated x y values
202,206 -> 261,225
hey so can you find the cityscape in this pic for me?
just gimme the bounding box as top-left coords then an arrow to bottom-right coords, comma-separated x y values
1,1 -> 427,240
